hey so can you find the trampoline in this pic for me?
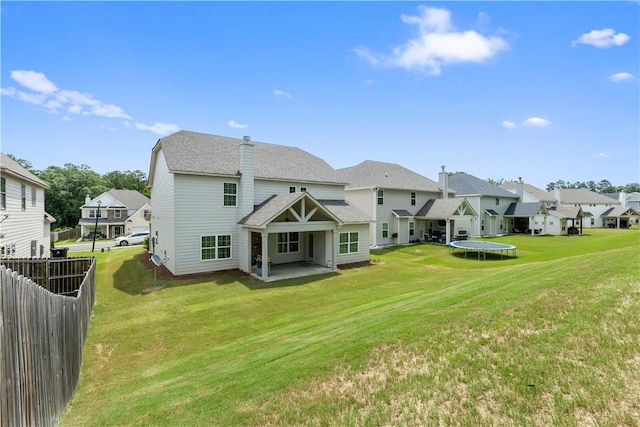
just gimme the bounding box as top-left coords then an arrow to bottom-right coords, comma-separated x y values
449,240 -> 517,260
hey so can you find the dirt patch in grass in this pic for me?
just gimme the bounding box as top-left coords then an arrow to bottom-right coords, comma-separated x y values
137,252 -> 250,282
337,260 -> 375,270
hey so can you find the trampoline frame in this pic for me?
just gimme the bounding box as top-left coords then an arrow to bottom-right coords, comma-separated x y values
449,240 -> 517,260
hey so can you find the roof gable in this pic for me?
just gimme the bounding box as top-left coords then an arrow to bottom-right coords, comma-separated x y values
415,198 -> 477,219
337,160 -> 441,192
239,192 -> 343,228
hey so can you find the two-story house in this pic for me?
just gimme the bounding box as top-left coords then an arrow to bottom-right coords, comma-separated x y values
554,188 -> 622,228
79,190 -> 151,239
0,152 -> 56,258
336,162 -> 476,246
446,172 -> 519,237
147,131 -> 372,280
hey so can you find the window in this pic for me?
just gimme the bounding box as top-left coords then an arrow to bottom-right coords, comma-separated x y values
300,187 -> 307,192
411,192 -> 416,206
201,234 -> 232,260
495,198 -> 500,206
591,218 -> 595,226
115,210 -> 122,218
339,232 -> 359,254
377,189 -> 384,205
224,183 -> 237,206
409,221 -> 415,236
31,187 -> 36,206
1,178 -> 5,209
289,186 -> 296,193
277,232 -> 299,253
481,219 -> 485,231
382,222 -> 389,238
499,219 -> 504,230
89,209 -> 101,218
21,184 -> 26,210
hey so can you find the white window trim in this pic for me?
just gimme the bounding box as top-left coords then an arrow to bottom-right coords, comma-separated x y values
339,232 -> 359,254
277,232 -> 300,254
382,222 -> 389,238
201,234 -> 233,261
223,182 -> 238,207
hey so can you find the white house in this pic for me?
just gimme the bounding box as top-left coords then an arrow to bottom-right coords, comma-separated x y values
0,152 -> 55,258
554,189 -> 621,228
501,180 -> 555,207
446,172 -> 519,237
79,190 -> 151,239
336,162 -> 476,246
147,131 -> 372,280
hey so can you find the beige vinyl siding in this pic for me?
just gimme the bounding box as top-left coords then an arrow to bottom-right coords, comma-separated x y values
254,180 -> 344,204
336,224 -> 370,265
149,150 -> 177,274
174,174 -> 240,275
0,177 -> 49,258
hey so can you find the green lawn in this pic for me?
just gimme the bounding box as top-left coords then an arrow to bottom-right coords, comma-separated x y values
62,229 -> 640,426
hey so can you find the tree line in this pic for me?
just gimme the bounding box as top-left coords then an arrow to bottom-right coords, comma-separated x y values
8,155 -> 149,230
9,155 -> 640,230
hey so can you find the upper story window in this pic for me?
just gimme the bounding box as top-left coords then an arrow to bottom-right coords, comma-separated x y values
300,187 -> 307,192
495,198 -> 500,206
1,178 -> 6,209
411,192 -> 416,206
115,210 -> 122,218
289,186 -> 296,193
89,209 -> 102,218
31,186 -> 36,206
21,184 -> 26,211
224,183 -> 237,206
377,189 -> 384,205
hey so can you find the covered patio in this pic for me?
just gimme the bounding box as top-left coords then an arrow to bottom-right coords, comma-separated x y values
414,198 -> 478,244
250,261 -> 336,282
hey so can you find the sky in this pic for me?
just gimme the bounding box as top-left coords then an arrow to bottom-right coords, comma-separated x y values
1,1 -> 638,190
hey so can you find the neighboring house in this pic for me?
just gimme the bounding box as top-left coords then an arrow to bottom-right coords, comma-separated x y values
548,206 -> 585,235
501,180 -> 555,207
0,152 -> 56,258
335,161 -> 470,246
603,192 -> 640,226
553,189 -> 621,228
503,202 -> 550,235
446,173 -> 519,237
79,190 -> 151,238
147,131 -> 372,280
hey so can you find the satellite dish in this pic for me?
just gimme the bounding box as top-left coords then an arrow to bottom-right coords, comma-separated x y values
151,254 -> 162,267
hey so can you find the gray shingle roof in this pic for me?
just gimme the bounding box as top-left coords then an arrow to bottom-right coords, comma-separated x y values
336,160 -> 442,192
415,198 -> 476,219
548,206 -> 583,219
153,130 -> 343,185
106,189 -> 150,210
448,173 -> 517,198
558,189 -> 621,205
500,181 -> 555,202
601,206 -> 640,217
392,209 -> 414,217
0,152 -> 49,189
319,199 -> 374,224
503,202 -> 548,216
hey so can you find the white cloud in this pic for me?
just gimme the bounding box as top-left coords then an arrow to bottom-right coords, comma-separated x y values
502,120 -> 517,129
228,119 -> 248,129
593,152 -> 611,159
0,69 -> 178,135
356,6 -> 509,75
134,121 -> 180,136
571,28 -> 630,48
10,70 -> 58,94
523,117 -> 551,127
608,72 -> 635,82
274,89 -> 292,99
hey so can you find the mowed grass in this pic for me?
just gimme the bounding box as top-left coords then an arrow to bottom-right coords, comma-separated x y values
61,229 -> 640,426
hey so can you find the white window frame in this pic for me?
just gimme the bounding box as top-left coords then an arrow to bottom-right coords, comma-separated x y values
409,221 -> 415,236
223,182 -> 237,207
201,234 -> 232,261
377,189 -> 384,205
382,222 -> 389,238
410,192 -> 416,206
277,232 -> 299,254
339,232 -> 359,254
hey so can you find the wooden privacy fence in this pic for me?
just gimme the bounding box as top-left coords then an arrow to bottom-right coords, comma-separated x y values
0,257 -> 96,427
0,258 -> 92,296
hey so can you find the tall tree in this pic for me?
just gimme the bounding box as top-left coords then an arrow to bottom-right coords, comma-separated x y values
38,164 -> 108,229
103,170 -> 149,197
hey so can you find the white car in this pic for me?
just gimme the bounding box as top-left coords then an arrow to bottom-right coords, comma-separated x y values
114,231 -> 150,246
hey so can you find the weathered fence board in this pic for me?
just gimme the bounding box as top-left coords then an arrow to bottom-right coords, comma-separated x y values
0,257 -> 96,427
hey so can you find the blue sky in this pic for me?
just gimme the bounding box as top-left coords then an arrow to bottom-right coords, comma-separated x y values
2,1 -> 638,189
